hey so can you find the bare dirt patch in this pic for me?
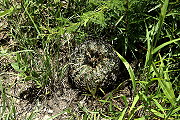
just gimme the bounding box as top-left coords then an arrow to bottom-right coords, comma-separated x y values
0,19 -> 132,119
0,73 -> 132,120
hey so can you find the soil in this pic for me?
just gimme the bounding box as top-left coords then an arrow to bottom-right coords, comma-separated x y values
0,19 -> 133,120
0,70 -> 132,120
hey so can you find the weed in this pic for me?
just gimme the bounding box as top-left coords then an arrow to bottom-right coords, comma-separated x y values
0,0 -> 179,119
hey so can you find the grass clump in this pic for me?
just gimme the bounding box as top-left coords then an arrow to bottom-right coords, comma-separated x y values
0,0 -> 180,119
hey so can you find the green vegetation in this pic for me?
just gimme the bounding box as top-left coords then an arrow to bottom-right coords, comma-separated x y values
0,0 -> 179,119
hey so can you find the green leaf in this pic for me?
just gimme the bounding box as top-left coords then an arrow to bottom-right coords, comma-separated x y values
0,50 -> 34,57
144,23 -> 153,68
129,105 -> 143,120
134,117 -> 145,120
81,11 -> 106,27
177,94 -> 180,102
24,5 -> 40,35
154,0 -> 169,47
121,96 -> 128,107
24,76 -> 32,81
118,107 -> 128,120
115,50 -> 136,94
159,55 -> 176,106
0,7 -> 14,17
152,62 -> 176,106
47,111 -> 67,120
152,38 -> 180,54
0,79 -> 7,117
31,71 -> 40,78
114,15 -> 124,27
153,99 -> 166,115
66,22 -> 81,33
99,100 -> 111,103
148,4 -> 161,12
11,62 -> 20,72
151,109 -> 165,118
171,107 -> 180,115
129,94 -> 139,115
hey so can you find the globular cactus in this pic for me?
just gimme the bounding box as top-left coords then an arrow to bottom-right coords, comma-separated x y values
69,40 -> 120,94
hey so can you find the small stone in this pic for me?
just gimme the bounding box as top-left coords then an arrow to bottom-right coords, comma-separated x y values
42,115 -> 52,120
48,109 -> 53,114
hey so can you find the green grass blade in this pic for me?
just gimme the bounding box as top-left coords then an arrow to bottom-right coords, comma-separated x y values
134,117 -> 145,120
115,50 -> 136,94
158,79 -> 176,106
24,3 -> 40,35
0,79 -> 6,118
0,7 -> 14,17
26,111 -> 36,120
171,107 -> 180,115
128,94 -> 139,115
129,105 -> 143,120
177,94 -> 180,102
151,109 -> 165,118
159,54 -> 176,106
154,0 -> 169,47
115,15 -> 124,27
153,38 -> 180,54
12,104 -> 16,120
144,23 -> 152,67
152,62 -> 176,106
148,4 -> 161,13
121,96 -> 128,107
0,50 -> 34,57
118,107 -> 128,120
153,99 -> 166,116
47,111 -> 67,120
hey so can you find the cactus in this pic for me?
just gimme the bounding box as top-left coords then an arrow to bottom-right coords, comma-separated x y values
69,41 -> 120,94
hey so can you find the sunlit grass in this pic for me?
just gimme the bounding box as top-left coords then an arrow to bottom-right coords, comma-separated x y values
0,0 -> 179,119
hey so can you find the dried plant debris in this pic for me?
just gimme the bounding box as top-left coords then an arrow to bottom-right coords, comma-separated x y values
69,40 -> 121,93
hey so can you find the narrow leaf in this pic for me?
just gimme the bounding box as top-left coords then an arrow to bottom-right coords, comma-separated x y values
11,62 -> 20,72
115,50 -> 136,93
158,79 -> 175,106
0,7 -> 14,17
118,107 -> 128,120
129,105 -> 143,120
159,55 -> 176,106
152,38 -> 180,54
47,111 -> 67,120
153,99 -> 166,115
24,5 -> 40,35
148,4 -> 161,12
151,109 -> 165,118
154,0 -> 169,46
171,107 -> 180,115
129,94 -> 139,115
134,117 -> 145,120
152,59 -> 176,106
